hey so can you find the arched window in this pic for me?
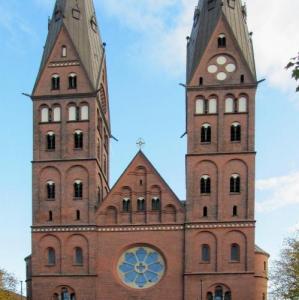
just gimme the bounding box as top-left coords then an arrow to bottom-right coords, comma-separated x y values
208,98 -> 217,114
218,34 -> 226,48
207,292 -> 213,300
47,247 -> 56,265
53,106 -> 61,122
137,198 -> 146,211
61,45 -> 67,57
74,130 -> 83,149
233,205 -> 238,216
201,123 -> 211,143
225,291 -> 232,300
47,181 -> 55,199
69,73 -> 77,89
74,180 -> 83,199
202,244 -> 210,262
74,247 -> 83,265
80,105 -> 89,120
203,206 -> 208,217
49,211 -> 53,221
51,74 -> 60,90
201,175 -> 211,194
230,174 -> 241,193
123,198 -> 131,212
238,96 -> 247,112
195,98 -> 204,114
41,107 -> 49,123
199,77 -> 203,85
152,197 -> 161,211
76,210 -> 80,221
47,131 -> 56,150
61,288 -> 74,300
231,122 -> 241,142
68,105 -> 77,121
231,243 -> 240,261
215,286 -> 223,300
225,97 -> 234,113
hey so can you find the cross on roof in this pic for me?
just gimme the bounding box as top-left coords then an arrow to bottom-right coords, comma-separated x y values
136,138 -> 145,150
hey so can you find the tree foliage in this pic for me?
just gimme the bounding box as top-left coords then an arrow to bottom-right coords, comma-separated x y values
270,232 -> 299,299
0,269 -> 19,300
286,54 -> 299,92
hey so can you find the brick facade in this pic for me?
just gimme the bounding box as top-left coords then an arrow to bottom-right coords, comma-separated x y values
26,0 -> 269,299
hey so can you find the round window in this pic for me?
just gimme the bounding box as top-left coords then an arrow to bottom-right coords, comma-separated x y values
117,246 -> 165,289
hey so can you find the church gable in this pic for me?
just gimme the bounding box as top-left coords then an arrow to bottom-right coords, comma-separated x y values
189,16 -> 255,87
97,151 -> 184,226
33,26 -> 94,96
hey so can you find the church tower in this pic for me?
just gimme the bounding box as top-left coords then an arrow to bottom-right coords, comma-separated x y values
184,0 -> 268,299
27,0 -> 110,298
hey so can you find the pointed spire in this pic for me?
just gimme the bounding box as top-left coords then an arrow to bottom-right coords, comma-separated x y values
35,0 -> 105,91
187,0 -> 255,83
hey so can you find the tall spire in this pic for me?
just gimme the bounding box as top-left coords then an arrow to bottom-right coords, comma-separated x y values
34,0 -> 105,91
187,0 -> 255,83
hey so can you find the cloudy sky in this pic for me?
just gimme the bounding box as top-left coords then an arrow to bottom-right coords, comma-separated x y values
0,0 -> 298,293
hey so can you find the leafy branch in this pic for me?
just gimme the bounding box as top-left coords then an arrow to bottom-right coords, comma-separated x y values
286,53 -> 299,92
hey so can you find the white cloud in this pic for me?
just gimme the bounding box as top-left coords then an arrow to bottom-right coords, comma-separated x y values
256,172 -> 299,212
101,0 -> 299,92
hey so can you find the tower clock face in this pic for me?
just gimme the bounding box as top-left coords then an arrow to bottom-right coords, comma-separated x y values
117,246 -> 165,289
207,55 -> 237,81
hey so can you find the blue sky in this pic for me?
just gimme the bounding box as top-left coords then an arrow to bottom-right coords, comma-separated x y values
0,0 -> 298,293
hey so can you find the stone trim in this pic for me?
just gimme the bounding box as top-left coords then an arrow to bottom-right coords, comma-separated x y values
32,222 -> 254,233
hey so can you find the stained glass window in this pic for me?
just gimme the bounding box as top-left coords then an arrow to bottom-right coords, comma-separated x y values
118,246 -> 165,289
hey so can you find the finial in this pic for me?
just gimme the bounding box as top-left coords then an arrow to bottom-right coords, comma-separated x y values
136,138 -> 145,151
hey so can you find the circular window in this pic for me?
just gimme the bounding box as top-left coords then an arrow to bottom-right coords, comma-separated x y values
117,246 -> 165,289
226,63 -> 236,72
216,56 -> 227,65
217,72 -> 227,81
208,65 -> 218,74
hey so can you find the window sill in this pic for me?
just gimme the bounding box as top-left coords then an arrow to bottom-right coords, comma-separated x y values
46,198 -> 56,201
231,141 -> 241,144
194,113 -> 218,116
46,149 -> 56,152
73,197 -> 83,201
229,260 -> 240,264
200,193 -> 211,196
199,261 -> 211,264
229,192 -> 241,195
200,142 -> 211,145
45,264 -> 56,267
73,264 -> 83,267
67,120 -> 89,123
39,121 -> 61,125
74,148 -> 83,151
224,112 -> 248,115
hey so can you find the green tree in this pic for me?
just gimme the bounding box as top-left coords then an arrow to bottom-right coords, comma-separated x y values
270,232 -> 299,299
0,269 -> 18,300
286,54 -> 299,92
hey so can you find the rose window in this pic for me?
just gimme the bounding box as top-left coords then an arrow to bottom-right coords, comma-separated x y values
117,246 -> 165,289
207,55 -> 237,81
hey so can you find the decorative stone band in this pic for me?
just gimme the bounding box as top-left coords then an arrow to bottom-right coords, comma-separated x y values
32,222 -> 254,233
49,61 -> 80,68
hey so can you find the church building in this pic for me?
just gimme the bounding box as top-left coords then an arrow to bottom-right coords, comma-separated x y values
25,0 -> 269,299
